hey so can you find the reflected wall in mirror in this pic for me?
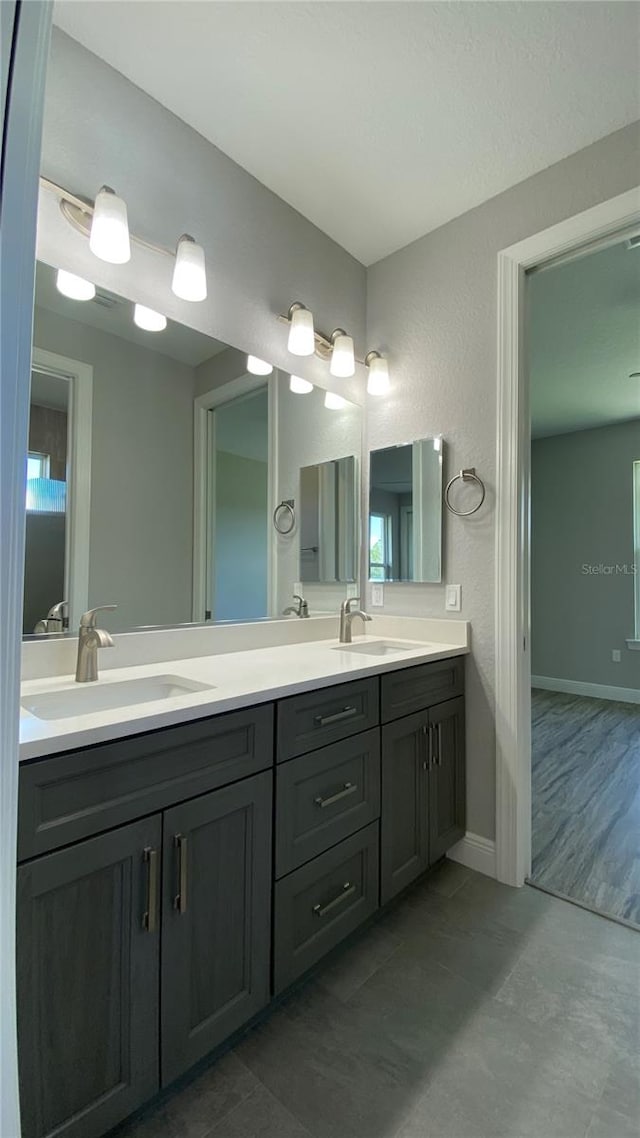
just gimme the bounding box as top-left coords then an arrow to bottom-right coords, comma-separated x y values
368,438 -> 443,583
24,261 -> 363,636
299,454 -> 358,583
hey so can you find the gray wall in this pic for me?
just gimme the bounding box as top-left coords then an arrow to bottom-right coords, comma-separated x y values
366,121 -> 640,841
532,420 -> 640,692
214,451 -> 268,622
33,306 -> 195,631
39,29 -> 367,406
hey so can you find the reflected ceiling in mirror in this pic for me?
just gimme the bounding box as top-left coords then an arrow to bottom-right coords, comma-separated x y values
369,437 -> 443,583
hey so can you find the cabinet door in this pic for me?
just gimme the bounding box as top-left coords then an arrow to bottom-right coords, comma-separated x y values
161,770 -> 272,1086
380,710 -> 429,904
17,816 -> 161,1138
428,696 -> 466,864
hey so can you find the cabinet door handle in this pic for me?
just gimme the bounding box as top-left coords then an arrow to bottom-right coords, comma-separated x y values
434,722 -> 442,767
142,847 -> 158,933
314,705 -> 358,728
314,781 -> 358,808
421,723 -> 430,770
313,881 -> 357,918
173,834 -> 188,914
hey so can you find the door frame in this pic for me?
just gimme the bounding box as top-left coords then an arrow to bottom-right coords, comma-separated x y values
30,347 -> 93,628
494,185 -> 640,887
192,372 -> 278,622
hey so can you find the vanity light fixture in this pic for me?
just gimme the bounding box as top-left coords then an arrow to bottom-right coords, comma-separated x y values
89,186 -> 131,264
289,375 -> 314,394
324,391 -> 347,411
134,304 -> 167,332
247,355 -> 273,376
365,350 -> 390,396
287,303 -> 316,356
329,330 -> 355,378
171,235 -> 207,302
55,269 -> 96,301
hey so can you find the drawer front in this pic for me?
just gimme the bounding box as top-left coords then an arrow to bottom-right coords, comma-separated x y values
274,822 -> 379,993
381,657 -> 464,723
277,677 -> 379,762
18,704 -> 274,861
275,730 -> 381,878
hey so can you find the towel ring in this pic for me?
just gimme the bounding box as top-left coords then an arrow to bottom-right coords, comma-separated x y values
445,468 -> 486,516
273,499 -> 296,534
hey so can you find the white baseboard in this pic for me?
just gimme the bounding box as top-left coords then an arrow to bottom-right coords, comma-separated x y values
532,675 -> 640,705
447,831 -> 496,879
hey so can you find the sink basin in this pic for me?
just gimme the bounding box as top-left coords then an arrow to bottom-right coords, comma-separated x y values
333,640 -> 429,657
21,674 -> 215,721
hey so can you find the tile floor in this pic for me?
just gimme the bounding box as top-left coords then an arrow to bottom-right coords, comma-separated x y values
531,688 -> 640,925
117,861 -> 640,1138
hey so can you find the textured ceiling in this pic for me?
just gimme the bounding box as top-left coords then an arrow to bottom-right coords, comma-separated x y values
529,239 -> 640,438
52,1 -> 640,265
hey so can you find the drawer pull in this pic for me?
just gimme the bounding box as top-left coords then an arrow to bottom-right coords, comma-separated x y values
314,781 -> 358,809
142,847 -> 158,933
314,705 -> 358,728
313,881 -> 357,918
173,834 -> 188,913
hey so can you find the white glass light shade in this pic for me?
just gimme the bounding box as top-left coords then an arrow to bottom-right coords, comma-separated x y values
247,355 -> 273,376
56,269 -> 95,301
287,306 -> 315,356
89,186 -> 131,264
172,235 -> 207,302
289,375 -> 313,394
134,304 -> 167,332
366,354 -> 390,396
324,391 -> 346,410
330,332 -> 355,378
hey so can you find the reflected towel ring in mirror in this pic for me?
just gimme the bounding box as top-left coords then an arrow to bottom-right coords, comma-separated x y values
273,499 -> 296,534
444,468 -> 486,516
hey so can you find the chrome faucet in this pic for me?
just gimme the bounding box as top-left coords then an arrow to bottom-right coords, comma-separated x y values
75,606 -> 117,682
283,594 -> 309,618
339,597 -> 372,644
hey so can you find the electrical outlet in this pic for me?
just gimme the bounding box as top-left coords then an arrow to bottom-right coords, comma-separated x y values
370,584 -> 384,607
445,584 -> 461,612
612,649 -> 621,663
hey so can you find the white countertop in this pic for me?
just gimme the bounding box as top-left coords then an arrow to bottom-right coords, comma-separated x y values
19,634 -> 469,762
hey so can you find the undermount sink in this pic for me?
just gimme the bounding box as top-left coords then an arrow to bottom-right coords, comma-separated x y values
21,674 -> 215,721
333,640 -> 429,657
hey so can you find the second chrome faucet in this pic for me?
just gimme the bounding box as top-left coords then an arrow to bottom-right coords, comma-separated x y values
339,597 -> 372,644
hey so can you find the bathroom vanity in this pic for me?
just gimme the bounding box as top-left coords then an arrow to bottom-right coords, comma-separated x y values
16,639 -> 466,1138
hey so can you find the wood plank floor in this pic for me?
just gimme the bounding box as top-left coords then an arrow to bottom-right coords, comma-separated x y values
531,688 -> 640,926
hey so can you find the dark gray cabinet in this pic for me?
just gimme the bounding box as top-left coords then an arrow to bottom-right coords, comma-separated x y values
161,771 -> 272,1085
381,696 -> 466,904
17,815 -> 161,1138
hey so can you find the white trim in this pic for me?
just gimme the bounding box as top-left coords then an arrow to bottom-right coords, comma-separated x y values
447,832 -> 496,880
532,675 -> 640,705
31,348 -> 93,629
633,460 -> 640,640
495,186 -> 640,888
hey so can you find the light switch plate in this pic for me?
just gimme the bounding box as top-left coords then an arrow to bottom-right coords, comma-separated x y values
346,583 -> 359,599
445,584 -> 461,612
294,582 -> 303,596
612,649 -> 621,662
370,584 -> 384,607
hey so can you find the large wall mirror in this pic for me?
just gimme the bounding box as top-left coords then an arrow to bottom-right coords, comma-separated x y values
368,437 -> 443,583
24,261 -> 362,636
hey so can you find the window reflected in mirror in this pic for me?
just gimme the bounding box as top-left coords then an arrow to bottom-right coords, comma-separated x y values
368,438 -> 443,583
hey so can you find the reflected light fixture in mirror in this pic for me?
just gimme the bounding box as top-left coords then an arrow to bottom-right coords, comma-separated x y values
290,375 -> 313,394
247,355 -> 273,376
325,391 -> 347,410
134,304 -> 167,332
172,234 -> 207,302
365,350 -> 390,396
55,269 -> 95,301
330,329 -> 355,378
287,302 -> 315,356
89,185 -> 131,264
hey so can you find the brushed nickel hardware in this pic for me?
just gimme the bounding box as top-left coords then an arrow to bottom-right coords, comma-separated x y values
273,499 -> 295,534
314,705 -> 358,727
33,599 -> 68,635
339,597 -> 372,644
435,722 -> 443,766
283,593 -> 309,618
313,881 -> 357,918
314,781 -> 357,809
75,605 -> 117,682
421,723 -> 429,771
444,467 -> 486,516
142,847 -> 158,932
173,834 -> 188,914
